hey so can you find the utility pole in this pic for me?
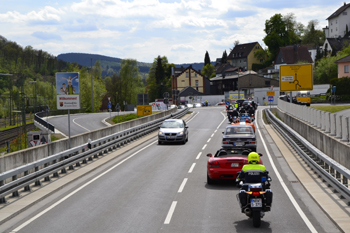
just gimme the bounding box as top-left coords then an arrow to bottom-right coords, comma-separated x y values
91,58 -> 94,112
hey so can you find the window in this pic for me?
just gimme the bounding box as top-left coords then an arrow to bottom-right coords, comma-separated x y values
345,65 -> 349,73
265,81 -> 271,85
186,72 -> 188,77
281,58 -> 284,63
195,80 -> 199,87
343,12 -> 348,15
195,73 -> 197,77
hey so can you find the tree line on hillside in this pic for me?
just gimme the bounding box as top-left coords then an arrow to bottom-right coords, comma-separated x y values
0,35 -> 179,123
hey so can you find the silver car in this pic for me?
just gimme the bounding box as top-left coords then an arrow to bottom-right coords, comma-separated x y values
158,119 -> 189,144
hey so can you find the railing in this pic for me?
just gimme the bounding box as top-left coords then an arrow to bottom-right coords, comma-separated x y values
35,111 -> 55,133
277,99 -> 350,144
266,109 -> 350,205
0,108 -> 189,204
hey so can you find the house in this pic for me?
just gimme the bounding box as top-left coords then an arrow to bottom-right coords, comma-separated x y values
209,71 -> 279,96
324,2 -> 350,38
226,42 -> 264,71
172,65 -> 210,97
215,63 -> 238,77
335,54 -> 350,78
274,45 -> 313,70
322,37 -> 350,56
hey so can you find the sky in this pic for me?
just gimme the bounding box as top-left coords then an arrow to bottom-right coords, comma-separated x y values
0,0 -> 345,64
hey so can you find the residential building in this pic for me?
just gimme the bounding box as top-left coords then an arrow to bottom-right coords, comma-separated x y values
227,42 -> 264,71
322,37 -> 350,56
335,54 -> 350,78
274,45 -> 313,70
324,2 -> 350,38
172,65 -> 210,96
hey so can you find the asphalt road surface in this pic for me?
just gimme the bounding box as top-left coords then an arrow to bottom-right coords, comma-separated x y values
48,111 -> 135,136
3,106 -> 342,233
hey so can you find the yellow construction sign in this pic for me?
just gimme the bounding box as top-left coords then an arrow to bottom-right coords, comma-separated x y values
280,64 -> 313,91
267,91 -> 275,96
137,105 -> 152,116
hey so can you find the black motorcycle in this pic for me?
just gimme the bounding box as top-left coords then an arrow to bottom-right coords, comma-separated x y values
236,176 -> 273,228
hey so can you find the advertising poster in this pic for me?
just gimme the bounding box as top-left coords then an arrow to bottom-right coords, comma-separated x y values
56,72 -> 80,109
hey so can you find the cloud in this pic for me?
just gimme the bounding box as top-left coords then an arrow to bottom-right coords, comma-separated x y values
31,31 -> 62,41
171,44 -> 195,51
0,6 -> 63,23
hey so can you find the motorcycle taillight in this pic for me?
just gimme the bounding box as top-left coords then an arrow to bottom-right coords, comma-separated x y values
252,192 -> 260,197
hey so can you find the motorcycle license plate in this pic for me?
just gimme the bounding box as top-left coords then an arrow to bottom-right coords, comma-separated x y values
251,198 -> 262,207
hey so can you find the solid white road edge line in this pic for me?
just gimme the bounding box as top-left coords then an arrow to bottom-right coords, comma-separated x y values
188,163 -> 196,173
196,152 -> 202,160
102,116 -> 112,126
178,178 -> 188,193
164,201 -> 177,224
256,110 -> 317,233
72,117 -> 91,132
11,140 -> 158,233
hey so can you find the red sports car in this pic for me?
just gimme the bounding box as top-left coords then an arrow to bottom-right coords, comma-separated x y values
207,148 -> 263,184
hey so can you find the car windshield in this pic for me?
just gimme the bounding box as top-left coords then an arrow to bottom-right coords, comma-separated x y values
216,149 -> 251,157
225,126 -> 253,135
161,121 -> 183,128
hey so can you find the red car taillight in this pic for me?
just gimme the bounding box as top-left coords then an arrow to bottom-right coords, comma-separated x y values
208,160 -> 220,167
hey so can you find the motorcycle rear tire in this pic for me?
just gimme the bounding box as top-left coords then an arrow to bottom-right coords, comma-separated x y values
252,211 -> 261,228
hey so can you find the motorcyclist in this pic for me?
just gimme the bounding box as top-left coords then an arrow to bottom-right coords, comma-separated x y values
236,152 -> 270,190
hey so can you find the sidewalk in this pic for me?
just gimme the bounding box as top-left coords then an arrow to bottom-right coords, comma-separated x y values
264,121 -> 350,232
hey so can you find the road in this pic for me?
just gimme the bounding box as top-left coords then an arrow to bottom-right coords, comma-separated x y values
47,111 -> 135,136
2,106 -> 342,232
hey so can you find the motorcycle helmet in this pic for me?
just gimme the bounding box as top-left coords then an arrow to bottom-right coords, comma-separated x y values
248,152 -> 259,164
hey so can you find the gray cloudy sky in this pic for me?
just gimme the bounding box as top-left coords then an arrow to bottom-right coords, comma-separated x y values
0,0 -> 343,64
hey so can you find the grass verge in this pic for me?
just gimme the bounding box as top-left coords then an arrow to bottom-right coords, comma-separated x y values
311,105 -> 350,113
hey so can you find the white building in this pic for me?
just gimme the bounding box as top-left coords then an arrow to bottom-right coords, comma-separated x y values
324,2 -> 350,38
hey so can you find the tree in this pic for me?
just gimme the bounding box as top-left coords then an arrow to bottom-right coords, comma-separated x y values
204,51 -> 211,66
314,56 -> 339,84
146,56 -> 173,102
202,63 -> 216,79
302,20 -> 325,46
119,59 -> 143,106
263,13 -> 302,63
221,50 -> 228,64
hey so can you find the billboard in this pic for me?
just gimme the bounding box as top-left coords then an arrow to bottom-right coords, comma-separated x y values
280,64 -> 313,91
56,72 -> 80,109
229,92 -> 245,101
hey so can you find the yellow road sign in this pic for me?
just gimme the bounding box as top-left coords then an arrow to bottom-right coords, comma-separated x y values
137,105 -> 152,116
267,91 -> 275,96
280,64 -> 313,91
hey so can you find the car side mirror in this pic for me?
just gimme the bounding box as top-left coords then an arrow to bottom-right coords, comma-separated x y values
258,153 -> 263,157
207,153 -> 212,157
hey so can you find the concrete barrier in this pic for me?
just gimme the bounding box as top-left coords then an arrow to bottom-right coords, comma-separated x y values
330,113 -> 336,136
325,112 -> 330,133
0,108 -> 178,174
336,115 -> 342,139
274,108 -> 350,169
341,117 -> 349,142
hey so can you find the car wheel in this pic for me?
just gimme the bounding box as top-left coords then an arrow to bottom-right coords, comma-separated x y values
207,173 -> 214,185
158,140 -> 162,145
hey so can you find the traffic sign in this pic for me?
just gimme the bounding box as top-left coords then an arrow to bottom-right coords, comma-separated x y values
267,91 -> 275,96
225,101 -> 230,105
280,64 -> 313,91
108,102 -> 112,109
268,96 -> 274,102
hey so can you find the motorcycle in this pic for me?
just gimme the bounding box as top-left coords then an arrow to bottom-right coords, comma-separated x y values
236,176 -> 273,228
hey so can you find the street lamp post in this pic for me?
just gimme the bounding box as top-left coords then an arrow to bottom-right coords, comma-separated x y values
29,81 -> 37,114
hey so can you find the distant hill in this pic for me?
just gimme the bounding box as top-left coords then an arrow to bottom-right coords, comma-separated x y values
57,53 -> 214,76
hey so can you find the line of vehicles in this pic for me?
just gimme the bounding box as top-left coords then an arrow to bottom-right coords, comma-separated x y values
157,102 -> 272,227
207,99 -> 273,228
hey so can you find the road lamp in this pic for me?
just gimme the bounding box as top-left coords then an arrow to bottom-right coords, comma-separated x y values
0,73 -> 14,125
29,81 -> 37,114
